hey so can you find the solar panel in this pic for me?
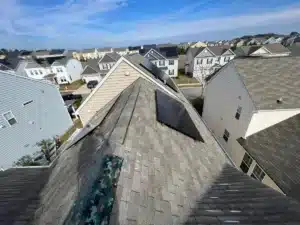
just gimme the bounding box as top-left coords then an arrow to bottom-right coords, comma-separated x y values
155,90 -> 204,142
140,58 -> 178,92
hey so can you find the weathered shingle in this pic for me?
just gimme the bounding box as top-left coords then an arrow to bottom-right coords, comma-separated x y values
233,57 -> 300,109
238,113 -> 300,202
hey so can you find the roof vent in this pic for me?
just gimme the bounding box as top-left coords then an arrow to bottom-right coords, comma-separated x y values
125,71 -> 130,76
277,97 -> 283,104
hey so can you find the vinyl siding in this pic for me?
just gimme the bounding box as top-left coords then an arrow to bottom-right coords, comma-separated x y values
66,59 -> 83,81
0,72 -> 72,169
78,61 -> 141,125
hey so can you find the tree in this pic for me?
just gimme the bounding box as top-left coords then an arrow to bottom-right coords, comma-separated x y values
14,155 -> 40,166
36,139 -> 55,163
290,31 -> 299,37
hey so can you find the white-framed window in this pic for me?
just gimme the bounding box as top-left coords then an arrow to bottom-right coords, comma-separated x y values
39,70 -> 43,75
30,71 -> 34,75
224,57 -> 231,62
223,129 -> 230,142
159,60 -> 165,66
56,68 -> 60,73
240,153 -> 253,174
34,70 -> 38,75
197,59 -> 203,65
169,60 -> 174,65
3,111 -> 17,126
60,77 -> 67,82
251,165 -> 265,181
235,106 -> 242,120
207,58 -> 213,64
169,69 -> 174,75
102,64 -> 108,70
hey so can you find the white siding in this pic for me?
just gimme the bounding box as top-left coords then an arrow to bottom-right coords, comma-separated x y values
65,59 -> 83,82
82,74 -> 103,83
203,64 -> 255,141
245,109 -> 300,137
52,66 -> 70,84
78,60 -> 141,125
25,68 -> 46,80
0,72 -> 72,169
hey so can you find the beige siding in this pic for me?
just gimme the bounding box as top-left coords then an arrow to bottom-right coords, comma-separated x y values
78,61 -> 141,125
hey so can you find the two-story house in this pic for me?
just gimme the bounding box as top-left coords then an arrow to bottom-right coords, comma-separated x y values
81,48 -> 98,60
128,46 -> 141,54
19,57 -> 83,84
140,46 -> 179,77
0,70 -> 72,169
113,47 -> 128,56
98,52 -> 121,75
97,47 -> 113,59
234,43 -> 291,57
185,46 -> 235,81
81,59 -> 102,83
202,57 -> 300,193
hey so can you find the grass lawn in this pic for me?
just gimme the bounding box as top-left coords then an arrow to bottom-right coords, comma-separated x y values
59,80 -> 85,91
173,71 -> 199,85
60,119 -> 83,143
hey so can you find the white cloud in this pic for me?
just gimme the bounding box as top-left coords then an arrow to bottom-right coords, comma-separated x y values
0,0 -> 300,48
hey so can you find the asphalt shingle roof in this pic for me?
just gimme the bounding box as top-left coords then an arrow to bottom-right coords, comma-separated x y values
238,113 -> 300,202
81,65 -> 99,75
207,46 -> 230,56
263,43 -> 290,54
99,52 -> 121,63
1,62 -> 300,224
288,45 -> 300,56
233,57 -> 300,110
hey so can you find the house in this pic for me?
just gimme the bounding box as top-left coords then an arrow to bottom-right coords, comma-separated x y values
1,60 -> 300,225
283,35 -> 300,46
247,37 -> 267,45
0,70 -> 72,169
51,57 -> 83,84
202,57 -> 300,192
19,50 -> 33,59
263,36 -> 284,44
177,42 -> 190,50
234,44 -> 290,57
98,52 -> 121,75
206,41 -> 218,46
189,41 -> 207,48
97,47 -> 113,58
139,46 -> 179,78
81,59 -> 102,83
185,46 -> 235,81
81,48 -> 98,60
113,47 -> 128,56
128,46 -> 141,54
19,57 -> 83,85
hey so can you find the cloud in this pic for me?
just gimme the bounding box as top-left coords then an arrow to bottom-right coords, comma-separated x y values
0,0 -> 300,49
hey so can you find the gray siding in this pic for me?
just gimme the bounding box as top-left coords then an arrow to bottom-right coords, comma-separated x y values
0,72 -> 73,169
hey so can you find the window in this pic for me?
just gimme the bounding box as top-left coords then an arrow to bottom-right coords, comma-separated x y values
60,77 -> 67,82
3,111 -> 17,126
103,64 -> 108,70
251,165 -> 265,181
39,70 -> 43,75
159,60 -> 165,66
153,61 -> 157,66
235,106 -> 242,120
197,59 -> 203,65
30,71 -> 34,75
50,69 -> 53,73
217,57 -> 221,62
223,129 -> 230,142
169,60 -> 174,65
207,58 -> 213,64
224,57 -> 231,62
240,153 -> 253,174
169,69 -> 174,75
56,68 -> 60,73
34,70 -> 38,75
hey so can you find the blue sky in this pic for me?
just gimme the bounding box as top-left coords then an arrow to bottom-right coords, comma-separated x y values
1,0 -> 300,49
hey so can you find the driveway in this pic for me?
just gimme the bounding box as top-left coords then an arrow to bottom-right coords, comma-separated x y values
72,84 -> 92,95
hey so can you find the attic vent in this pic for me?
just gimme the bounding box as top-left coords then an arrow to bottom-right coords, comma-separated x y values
277,97 -> 283,104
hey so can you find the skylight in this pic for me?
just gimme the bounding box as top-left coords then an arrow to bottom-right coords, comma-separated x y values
155,90 -> 203,142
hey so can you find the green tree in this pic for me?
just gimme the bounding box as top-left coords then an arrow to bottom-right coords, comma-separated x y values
14,155 -> 40,166
36,139 -> 55,163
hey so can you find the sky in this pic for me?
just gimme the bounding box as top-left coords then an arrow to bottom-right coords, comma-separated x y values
1,0 -> 300,49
